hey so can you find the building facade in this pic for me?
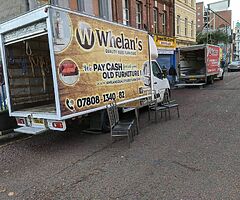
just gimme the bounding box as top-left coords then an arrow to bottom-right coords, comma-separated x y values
175,0 -> 196,47
196,1 -> 204,32
234,22 -> 240,60
196,2 -> 232,33
0,0 -> 29,23
0,0 -> 176,68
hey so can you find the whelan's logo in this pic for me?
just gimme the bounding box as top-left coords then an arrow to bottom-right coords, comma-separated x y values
76,22 -> 143,52
76,22 -> 95,50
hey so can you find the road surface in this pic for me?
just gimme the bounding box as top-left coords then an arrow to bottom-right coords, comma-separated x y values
1,72 -> 240,199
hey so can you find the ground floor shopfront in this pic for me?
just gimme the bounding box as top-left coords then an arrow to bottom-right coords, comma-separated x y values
153,35 -> 177,82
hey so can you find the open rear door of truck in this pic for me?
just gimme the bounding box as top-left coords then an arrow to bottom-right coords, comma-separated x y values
0,6 -> 62,134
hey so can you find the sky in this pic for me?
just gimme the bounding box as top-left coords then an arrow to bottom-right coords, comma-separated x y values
196,0 -> 239,27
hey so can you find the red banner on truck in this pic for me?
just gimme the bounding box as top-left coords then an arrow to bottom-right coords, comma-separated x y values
206,45 -> 220,73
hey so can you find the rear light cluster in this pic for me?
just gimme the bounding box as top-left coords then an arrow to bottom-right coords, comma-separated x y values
47,120 -> 66,131
52,121 -> 64,129
16,118 -> 26,126
15,118 -> 66,131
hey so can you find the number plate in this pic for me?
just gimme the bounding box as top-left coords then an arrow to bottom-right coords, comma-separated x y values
33,118 -> 44,125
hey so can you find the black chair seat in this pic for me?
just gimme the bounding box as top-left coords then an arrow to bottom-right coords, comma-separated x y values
151,105 -> 168,111
113,124 -> 132,131
163,103 -> 179,108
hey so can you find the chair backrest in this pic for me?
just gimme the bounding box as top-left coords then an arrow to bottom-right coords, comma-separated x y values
106,103 -> 116,129
162,89 -> 171,105
112,101 -> 119,123
147,90 -> 157,108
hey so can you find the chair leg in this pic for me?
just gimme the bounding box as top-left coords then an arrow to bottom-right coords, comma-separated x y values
131,129 -> 134,142
161,111 -> 163,119
148,106 -> 151,121
135,122 -> 139,135
111,135 -> 114,147
177,106 -> 180,118
168,108 -> 171,120
165,109 -> 167,121
155,109 -> 157,122
128,134 -> 131,148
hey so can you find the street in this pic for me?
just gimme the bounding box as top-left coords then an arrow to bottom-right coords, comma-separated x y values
1,72 -> 240,199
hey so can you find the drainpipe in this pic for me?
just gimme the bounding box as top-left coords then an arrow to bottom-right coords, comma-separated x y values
25,0 -> 30,11
173,0 -> 175,37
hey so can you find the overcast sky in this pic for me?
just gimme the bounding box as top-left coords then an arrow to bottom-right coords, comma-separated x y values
196,0 -> 239,27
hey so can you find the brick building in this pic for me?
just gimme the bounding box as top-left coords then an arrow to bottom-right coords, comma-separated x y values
0,0 -> 29,23
196,2 -> 232,33
67,0 -> 177,68
0,0 -> 176,68
196,1 -> 204,32
66,0 -> 174,38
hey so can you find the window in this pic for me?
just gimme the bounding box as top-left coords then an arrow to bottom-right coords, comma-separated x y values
77,0 -> 85,12
136,1 -> 142,29
122,0 -> 130,25
191,0 -> 194,7
99,0 -> 112,21
185,18 -> 188,36
152,62 -> 163,79
52,0 -> 59,5
177,15 -> 180,35
191,21 -> 194,37
162,11 -> 167,34
197,13 -> 200,16
52,0 -> 69,8
153,8 -> 158,33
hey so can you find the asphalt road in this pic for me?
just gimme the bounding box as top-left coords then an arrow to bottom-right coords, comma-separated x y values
1,72 -> 240,200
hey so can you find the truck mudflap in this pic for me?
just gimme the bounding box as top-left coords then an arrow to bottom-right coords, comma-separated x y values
14,126 -> 48,135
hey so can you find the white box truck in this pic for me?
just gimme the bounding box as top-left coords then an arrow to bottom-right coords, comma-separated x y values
0,5 -> 170,134
178,44 -> 224,86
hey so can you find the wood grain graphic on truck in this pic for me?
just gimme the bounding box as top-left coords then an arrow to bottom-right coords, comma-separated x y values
51,10 -> 151,117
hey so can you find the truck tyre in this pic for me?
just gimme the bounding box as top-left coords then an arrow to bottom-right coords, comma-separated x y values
207,76 -> 214,84
101,110 -> 110,133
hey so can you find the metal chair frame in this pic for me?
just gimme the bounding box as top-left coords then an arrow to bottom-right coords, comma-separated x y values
147,90 -> 168,122
106,102 -> 135,148
162,89 -> 180,119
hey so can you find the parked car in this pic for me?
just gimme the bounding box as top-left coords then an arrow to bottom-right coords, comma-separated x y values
228,61 -> 240,72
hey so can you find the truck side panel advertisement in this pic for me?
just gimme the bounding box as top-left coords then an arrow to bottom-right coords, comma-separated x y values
51,10 -> 151,117
207,45 -> 220,74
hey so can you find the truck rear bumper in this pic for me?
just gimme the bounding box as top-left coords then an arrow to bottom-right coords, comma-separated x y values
14,126 -> 48,135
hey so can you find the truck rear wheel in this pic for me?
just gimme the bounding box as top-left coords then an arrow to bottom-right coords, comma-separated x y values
207,76 -> 214,84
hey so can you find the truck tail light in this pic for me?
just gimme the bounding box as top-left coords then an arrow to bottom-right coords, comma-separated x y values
52,122 -> 64,129
16,118 -> 26,126
47,120 -> 66,131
